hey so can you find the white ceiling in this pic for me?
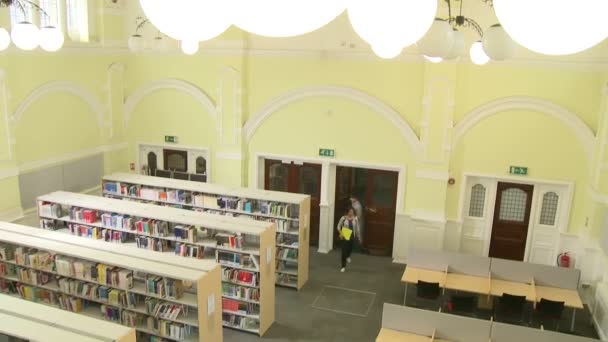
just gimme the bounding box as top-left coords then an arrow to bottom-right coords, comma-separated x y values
127,0 -> 608,65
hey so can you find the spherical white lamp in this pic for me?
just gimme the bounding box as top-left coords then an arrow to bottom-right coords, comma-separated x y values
371,43 -> 403,59
482,24 -> 515,60
0,28 -> 10,51
470,41 -> 490,65
39,26 -> 64,52
417,18 -> 454,58
11,21 -> 39,50
348,0 -> 437,53
424,55 -> 443,63
444,29 -> 465,60
234,0 -> 346,37
181,40 -> 199,55
493,0 -> 608,55
128,34 -> 145,52
139,0 -> 230,42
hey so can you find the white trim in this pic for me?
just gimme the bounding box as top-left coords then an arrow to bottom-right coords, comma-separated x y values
12,81 -> 105,129
589,186 -> 608,204
243,85 -> 421,153
0,167 -> 19,180
0,69 -> 12,161
215,151 -> 243,160
124,78 -> 217,129
18,142 -> 127,174
409,210 -> 446,224
415,169 -> 449,181
135,142 -> 211,182
453,96 -> 595,163
0,206 -> 24,222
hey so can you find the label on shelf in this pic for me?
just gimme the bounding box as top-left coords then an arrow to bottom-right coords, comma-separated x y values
208,294 -> 215,316
267,247 -> 272,265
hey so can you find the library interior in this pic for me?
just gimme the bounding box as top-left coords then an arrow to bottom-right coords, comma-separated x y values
1,1 -> 608,341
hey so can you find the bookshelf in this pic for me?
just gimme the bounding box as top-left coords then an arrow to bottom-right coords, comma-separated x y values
0,293 -> 137,342
0,222 -> 222,342
101,172 -> 310,290
36,191 -> 276,336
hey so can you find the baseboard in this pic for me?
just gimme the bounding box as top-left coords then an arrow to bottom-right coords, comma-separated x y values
0,206 -> 24,222
392,258 -> 407,265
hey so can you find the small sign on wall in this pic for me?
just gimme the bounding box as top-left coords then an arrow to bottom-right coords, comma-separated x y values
509,166 -> 528,175
165,135 -> 178,144
319,148 -> 335,157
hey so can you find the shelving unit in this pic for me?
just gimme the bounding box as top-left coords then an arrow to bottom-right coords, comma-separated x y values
101,172 -> 310,290
0,222 -> 222,342
36,191 -> 276,336
0,293 -> 136,342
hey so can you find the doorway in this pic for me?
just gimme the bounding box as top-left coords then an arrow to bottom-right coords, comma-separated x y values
333,166 -> 398,256
264,159 -> 322,246
489,182 -> 534,261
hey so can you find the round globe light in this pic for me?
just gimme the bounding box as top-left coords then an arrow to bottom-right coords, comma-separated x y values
417,18 -> 454,58
493,0 -> 608,55
470,41 -> 490,65
128,34 -> 145,52
234,0 -> 346,37
371,43 -> 403,59
139,0 -> 230,42
181,40 -> 199,55
424,55 -> 443,63
39,26 -> 64,52
11,21 -> 39,50
444,29 -> 465,60
0,27 -> 10,51
348,0 -> 437,52
482,24 -> 515,60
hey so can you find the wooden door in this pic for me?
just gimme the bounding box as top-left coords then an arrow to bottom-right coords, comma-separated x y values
489,182 -> 534,261
264,159 -> 321,246
363,170 -> 398,256
333,166 -> 354,247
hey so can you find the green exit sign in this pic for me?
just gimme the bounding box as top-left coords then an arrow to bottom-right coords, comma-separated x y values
319,148 -> 335,158
164,135 -> 178,143
510,166 -> 528,175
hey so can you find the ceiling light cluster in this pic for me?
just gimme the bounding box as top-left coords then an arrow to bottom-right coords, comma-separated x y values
0,0 -> 64,52
128,17 -> 167,53
137,0 -> 608,60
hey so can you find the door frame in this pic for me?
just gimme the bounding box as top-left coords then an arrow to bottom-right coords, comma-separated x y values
458,172 -> 574,262
252,152 -> 406,253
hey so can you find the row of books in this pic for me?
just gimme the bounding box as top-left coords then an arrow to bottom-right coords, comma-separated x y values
100,213 -> 134,231
136,236 -> 169,252
174,243 -> 205,259
11,282 -> 55,303
40,219 -> 61,231
276,247 -> 298,261
222,284 -> 260,302
13,247 -> 53,270
276,260 -> 298,274
221,268 -> 258,287
58,277 -> 128,305
17,267 -> 52,286
146,276 -> 184,300
68,223 -> 129,243
276,234 -> 298,246
146,297 -> 188,320
218,251 -> 256,269
147,317 -> 194,340
217,233 -> 245,249
222,313 -> 259,331
69,207 -> 98,224
38,202 -> 63,218
55,257 -> 134,290
276,274 -> 298,286
222,298 -> 259,316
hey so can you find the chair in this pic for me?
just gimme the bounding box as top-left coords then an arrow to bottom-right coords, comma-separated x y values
532,298 -> 565,331
446,294 -> 477,317
414,280 -> 441,310
494,293 -> 527,325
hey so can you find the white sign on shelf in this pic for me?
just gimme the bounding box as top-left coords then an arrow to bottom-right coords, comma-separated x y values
267,246 -> 272,265
207,294 -> 215,316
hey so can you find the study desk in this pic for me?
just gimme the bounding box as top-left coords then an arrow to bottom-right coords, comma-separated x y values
490,279 -> 535,301
375,328 -> 451,342
402,266 -> 486,305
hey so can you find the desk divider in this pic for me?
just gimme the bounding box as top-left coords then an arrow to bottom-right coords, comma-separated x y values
407,249 -> 449,272
443,266 -> 448,295
491,321 -> 598,342
527,263 -> 580,290
490,258 -> 536,283
382,303 -> 492,342
430,328 -> 436,341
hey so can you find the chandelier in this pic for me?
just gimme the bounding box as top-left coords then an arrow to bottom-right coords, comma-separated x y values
0,0 -> 64,52
417,0 -> 515,65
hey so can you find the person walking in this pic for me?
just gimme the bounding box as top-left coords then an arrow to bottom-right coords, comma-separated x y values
336,207 -> 360,272
350,195 -> 368,254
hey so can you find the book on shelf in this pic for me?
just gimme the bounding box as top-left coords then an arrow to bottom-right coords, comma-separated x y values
222,268 -> 258,287
174,243 -> 204,259
276,273 -> 297,286
276,247 -> 298,261
222,313 -> 259,331
221,284 -> 260,302
39,202 -> 63,218
174,225 -> 196,242
217,251 -> 256,269
222,298 -> 259,315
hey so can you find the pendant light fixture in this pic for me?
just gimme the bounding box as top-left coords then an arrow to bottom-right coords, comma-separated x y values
0,0 -> 63,52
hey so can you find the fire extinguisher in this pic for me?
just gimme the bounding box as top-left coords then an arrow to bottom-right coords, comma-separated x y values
557,252 -> 571,268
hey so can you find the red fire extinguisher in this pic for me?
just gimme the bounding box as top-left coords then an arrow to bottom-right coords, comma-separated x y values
557,252 -> 571,268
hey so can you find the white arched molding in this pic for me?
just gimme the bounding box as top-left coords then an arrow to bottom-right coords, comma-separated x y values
243,85 -> 422,153
124,78 -> 217,129
453,96 -> 595,162
12,81 -> 105,128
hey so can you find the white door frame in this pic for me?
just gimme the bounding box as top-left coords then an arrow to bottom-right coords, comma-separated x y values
136,141 -> 211,181
458,172 -> 574,262
251,152 -> 406,253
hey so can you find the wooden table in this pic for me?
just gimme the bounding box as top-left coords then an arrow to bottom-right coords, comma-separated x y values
490,279 -> 536,301
535,285 -> 584,331
445,273 -> 490,295
376,328 -> 452,342
402,266 -> 446,305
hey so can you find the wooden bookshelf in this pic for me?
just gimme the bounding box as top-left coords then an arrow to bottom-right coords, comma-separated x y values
36,191 -> 276,336
0,293 -> 137,342
101,172 -> 310,290
0,222 -> 222,342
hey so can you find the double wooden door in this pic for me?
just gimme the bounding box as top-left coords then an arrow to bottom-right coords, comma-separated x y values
264,159 -> 321,246
334,166 -> 398,255
489,182 -> 534,261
